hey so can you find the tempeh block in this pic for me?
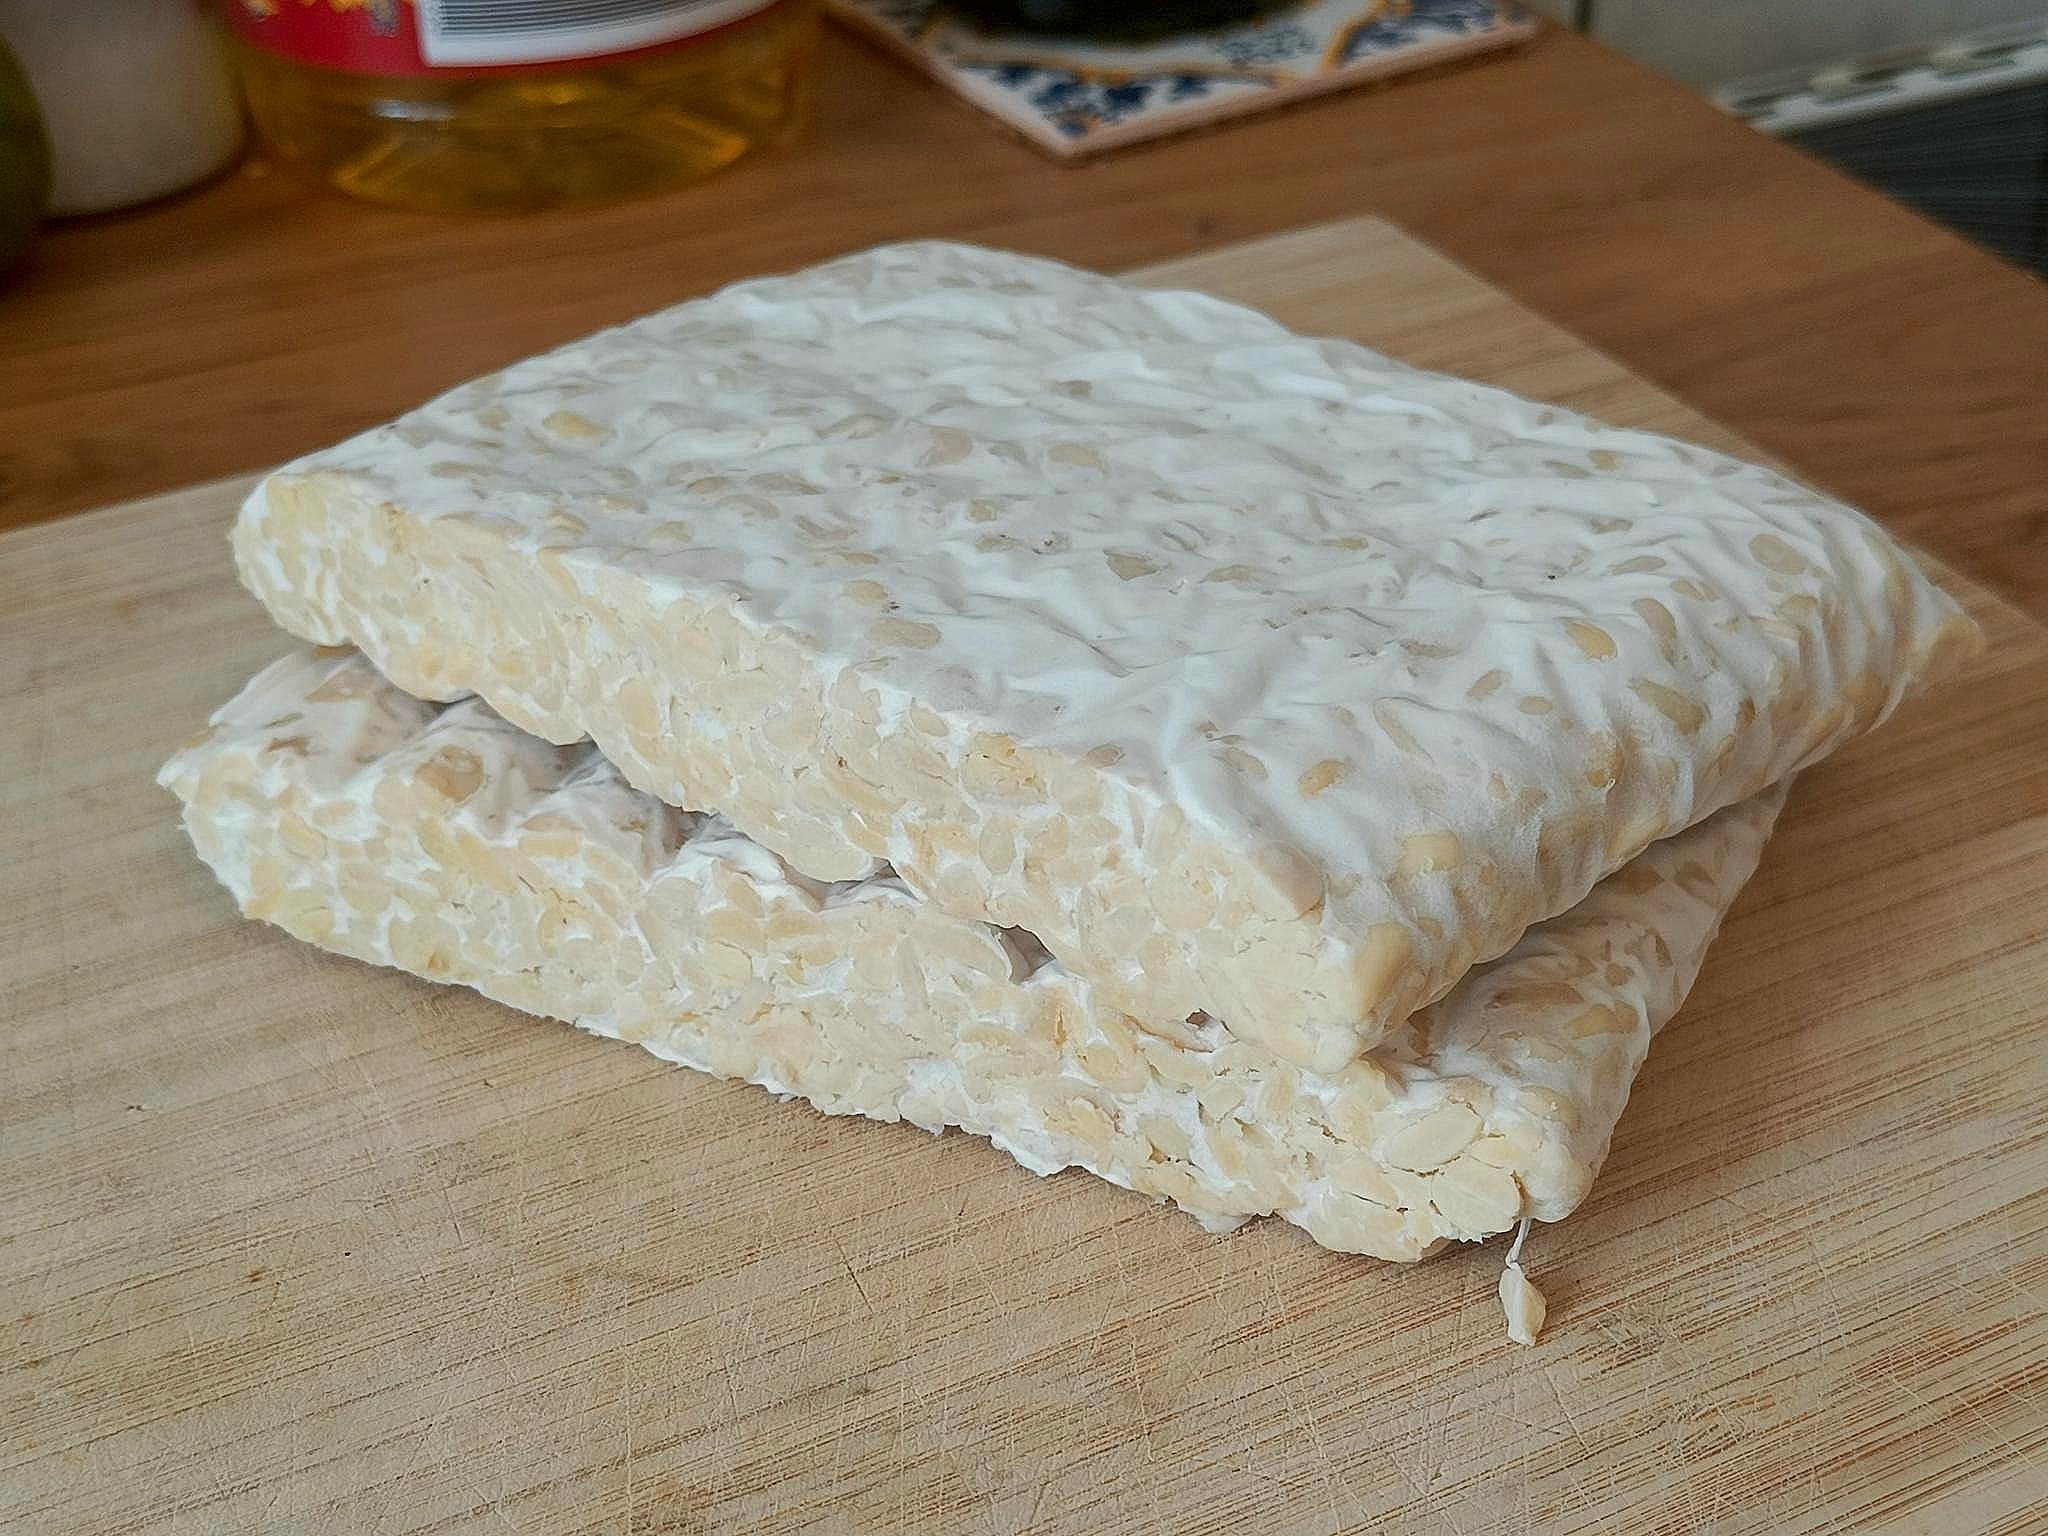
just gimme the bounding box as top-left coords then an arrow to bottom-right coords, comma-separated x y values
229,241 -> 1950,1070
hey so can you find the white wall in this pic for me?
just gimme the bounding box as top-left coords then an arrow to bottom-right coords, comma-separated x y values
1534,1 -> 2047,88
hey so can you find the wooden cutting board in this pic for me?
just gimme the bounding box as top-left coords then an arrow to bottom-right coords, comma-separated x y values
5,219 -> 2043,1534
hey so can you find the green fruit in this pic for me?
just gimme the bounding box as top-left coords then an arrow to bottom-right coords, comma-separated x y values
0,39 -> 51,276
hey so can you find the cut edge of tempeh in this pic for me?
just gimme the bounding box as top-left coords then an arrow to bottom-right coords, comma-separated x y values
236,470 -> 1424,1073
237,468 -> 1894,1080
162,647 -> 1787,1261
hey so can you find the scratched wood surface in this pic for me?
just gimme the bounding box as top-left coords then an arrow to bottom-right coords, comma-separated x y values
4,220 -> 2044,1534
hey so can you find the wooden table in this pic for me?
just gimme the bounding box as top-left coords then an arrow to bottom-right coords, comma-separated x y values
2,20 -> 2046,618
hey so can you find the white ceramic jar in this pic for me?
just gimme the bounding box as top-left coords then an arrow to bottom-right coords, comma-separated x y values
0,0 -> 243,214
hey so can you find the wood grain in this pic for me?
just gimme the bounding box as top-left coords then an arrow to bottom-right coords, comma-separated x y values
2,23 -> 2046,619
4,219 -> 2045,1534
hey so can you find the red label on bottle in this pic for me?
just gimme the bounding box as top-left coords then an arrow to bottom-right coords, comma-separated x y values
226,0 -> 782,76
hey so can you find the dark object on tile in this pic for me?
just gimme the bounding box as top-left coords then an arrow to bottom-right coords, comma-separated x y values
949,0 -> 1280,42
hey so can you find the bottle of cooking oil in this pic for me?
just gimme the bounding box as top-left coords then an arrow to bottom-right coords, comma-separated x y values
226,0 -> 816,213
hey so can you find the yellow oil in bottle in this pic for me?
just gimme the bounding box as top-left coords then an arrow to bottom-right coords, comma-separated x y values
232,1 -> 816,213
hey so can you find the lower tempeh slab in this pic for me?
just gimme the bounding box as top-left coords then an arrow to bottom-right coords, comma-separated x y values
161,648 -> 1787,1261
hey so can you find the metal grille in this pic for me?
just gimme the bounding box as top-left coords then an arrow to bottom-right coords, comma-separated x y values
1717,20 -> 2048,274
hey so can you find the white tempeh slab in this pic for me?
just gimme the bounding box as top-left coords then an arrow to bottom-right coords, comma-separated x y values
228,241 -> 1968,1070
